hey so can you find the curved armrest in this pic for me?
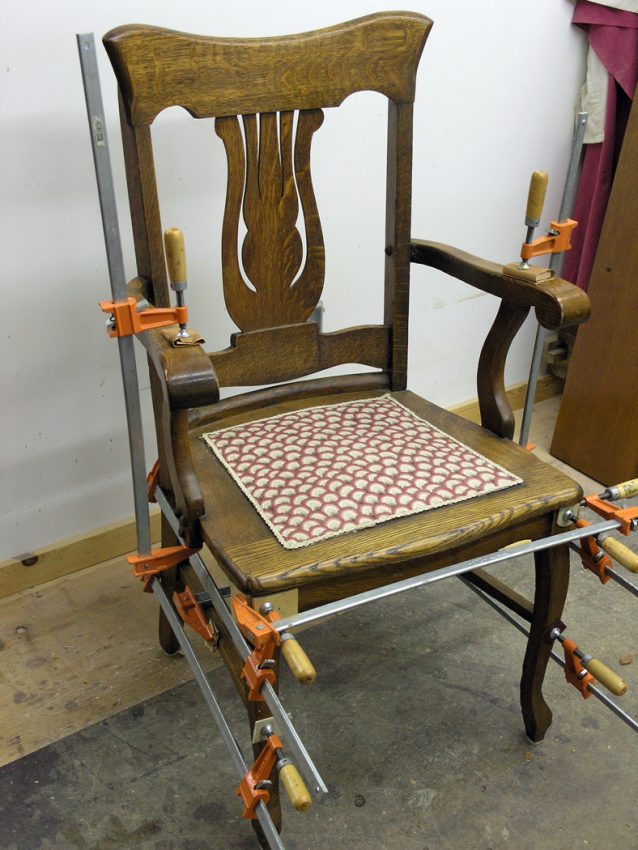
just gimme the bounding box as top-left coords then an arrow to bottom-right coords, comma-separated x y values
127,277 -> 219,546
410,240 -> 590,329
128,277 -> 220,410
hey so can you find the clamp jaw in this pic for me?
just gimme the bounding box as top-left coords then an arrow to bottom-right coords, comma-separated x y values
237,726 -> 312,819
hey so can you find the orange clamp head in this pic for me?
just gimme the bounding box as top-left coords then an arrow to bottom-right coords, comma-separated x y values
573,518 -> 612,584
584,495 -> 638,536
562,638 -> 594,699
520,219 -> 578,261
236,734 -> 283,819
128,545 -> 199,592
99,298 -> 188,338
173,586 -> 216,642
233,595 -> 282,701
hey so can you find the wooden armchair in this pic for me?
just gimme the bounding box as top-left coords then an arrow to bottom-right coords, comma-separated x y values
104,11 -> 590,844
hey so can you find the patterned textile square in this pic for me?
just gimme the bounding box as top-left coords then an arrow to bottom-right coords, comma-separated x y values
202,395 -> 522,549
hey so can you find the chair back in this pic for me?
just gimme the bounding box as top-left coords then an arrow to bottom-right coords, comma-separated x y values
104,12 -> 432,391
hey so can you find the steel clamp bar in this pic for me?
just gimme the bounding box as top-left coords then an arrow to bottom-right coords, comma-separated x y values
460,577 -> 638,735
154,488 -> 328,800
519,111 -> 588,448
152,577 -> 286,850
271,520 -> 620,633
77,33 -> 151,557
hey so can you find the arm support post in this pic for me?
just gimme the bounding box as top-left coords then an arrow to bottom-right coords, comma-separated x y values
410,240 -> 590,437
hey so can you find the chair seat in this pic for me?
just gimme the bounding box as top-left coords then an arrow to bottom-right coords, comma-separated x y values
190,389 -> 582,596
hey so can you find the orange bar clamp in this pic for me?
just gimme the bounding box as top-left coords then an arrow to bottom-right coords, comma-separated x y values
100,297 -> 187,338
562,638 -> 595,699
572,517 -> 612,585
236,733 -> 283,819
519,219 -> 578,260
129,546 -> 199,592
173,586 -> 216,642
584,495 -> 638,536
232,594 -> 283,702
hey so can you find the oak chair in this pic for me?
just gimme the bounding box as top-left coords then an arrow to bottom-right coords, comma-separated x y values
103,12 -> 590,844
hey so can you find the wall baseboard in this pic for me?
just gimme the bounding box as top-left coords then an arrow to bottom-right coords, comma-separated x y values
1,375 -> 561,600
0,512 -> 161,600
449,374 -> 561,425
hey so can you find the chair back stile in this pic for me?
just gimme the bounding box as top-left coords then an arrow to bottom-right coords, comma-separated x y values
103,13 -> 432,391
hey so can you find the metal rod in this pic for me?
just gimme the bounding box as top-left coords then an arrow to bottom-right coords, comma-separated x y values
154,488 -> 328,800
272,519 -> 620,634
152,578 -> 286,850
77,33 -> 151,556
568,542 -> 638,598
519,111 -> 588,448
460,577 -> 638,735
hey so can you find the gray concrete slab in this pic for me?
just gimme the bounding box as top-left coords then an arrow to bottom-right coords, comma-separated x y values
0,536 -> 636,850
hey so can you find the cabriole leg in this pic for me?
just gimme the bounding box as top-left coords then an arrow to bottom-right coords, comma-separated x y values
520,540 -> 570,741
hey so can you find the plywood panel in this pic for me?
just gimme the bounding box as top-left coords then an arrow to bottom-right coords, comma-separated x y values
551,94 -> 638,484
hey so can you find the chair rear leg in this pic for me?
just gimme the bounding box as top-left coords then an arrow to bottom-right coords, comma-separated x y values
520,541 -> 570,742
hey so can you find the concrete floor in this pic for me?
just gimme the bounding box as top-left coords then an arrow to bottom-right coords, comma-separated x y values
0,527 -> 636,850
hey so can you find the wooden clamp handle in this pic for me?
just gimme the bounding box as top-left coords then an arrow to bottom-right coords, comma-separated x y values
610,478 -> 638,500
598,536 -> 638,573
281,636 -> 317,685
584,658 -> 628,696
279,763 -> 312,812
164,227 -> 187,287
525,171 -> 548,227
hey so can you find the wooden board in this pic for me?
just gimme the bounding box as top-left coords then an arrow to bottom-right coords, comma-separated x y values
0,553 -> 222,768
0,511 -> 161,600
451,374 -> 561,425
551,94 -> 638,484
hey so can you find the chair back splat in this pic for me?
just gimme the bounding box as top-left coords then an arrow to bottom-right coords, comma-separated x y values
103,12 -> 433,391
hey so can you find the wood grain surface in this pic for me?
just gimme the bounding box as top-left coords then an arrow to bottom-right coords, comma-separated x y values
104,13 -> 432,124
191,389 -> 582,594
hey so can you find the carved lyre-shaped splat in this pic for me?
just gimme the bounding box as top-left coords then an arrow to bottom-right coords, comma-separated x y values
215,110 -> 325,331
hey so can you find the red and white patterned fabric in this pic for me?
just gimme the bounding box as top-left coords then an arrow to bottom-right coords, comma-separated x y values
202,395 -> 522,549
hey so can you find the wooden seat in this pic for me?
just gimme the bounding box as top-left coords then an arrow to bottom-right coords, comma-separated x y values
190,388 -> 581,599
104,12 -> 590,846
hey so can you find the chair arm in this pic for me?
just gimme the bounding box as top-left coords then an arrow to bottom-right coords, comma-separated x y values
128,277 -> 220,410
410,240 -> 590,330
127,277 -> 220,547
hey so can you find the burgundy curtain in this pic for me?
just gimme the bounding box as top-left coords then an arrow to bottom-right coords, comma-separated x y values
563,1 -> 638,291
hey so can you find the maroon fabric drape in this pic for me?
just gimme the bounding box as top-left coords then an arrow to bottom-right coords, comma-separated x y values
563,1 -> 638,291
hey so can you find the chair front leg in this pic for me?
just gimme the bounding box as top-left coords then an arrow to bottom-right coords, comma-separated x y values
520,540 -> 570,741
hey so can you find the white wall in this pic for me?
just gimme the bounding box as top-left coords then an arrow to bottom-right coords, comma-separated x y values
1,1 -> 586,558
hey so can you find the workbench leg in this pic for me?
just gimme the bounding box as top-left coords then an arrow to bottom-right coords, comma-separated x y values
248,656 -> 282,848
158,514 -> 184,656
520,542 -> 570,742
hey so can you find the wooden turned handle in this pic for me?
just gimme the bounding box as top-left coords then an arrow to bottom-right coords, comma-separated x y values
611,478 -> 638,499
525,171 -> 548,226
584,658 -> 628,696
598,536 -> 638,573
279,763 -> 312,812
281,637 -> 317,685
164,227 -> 187,285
